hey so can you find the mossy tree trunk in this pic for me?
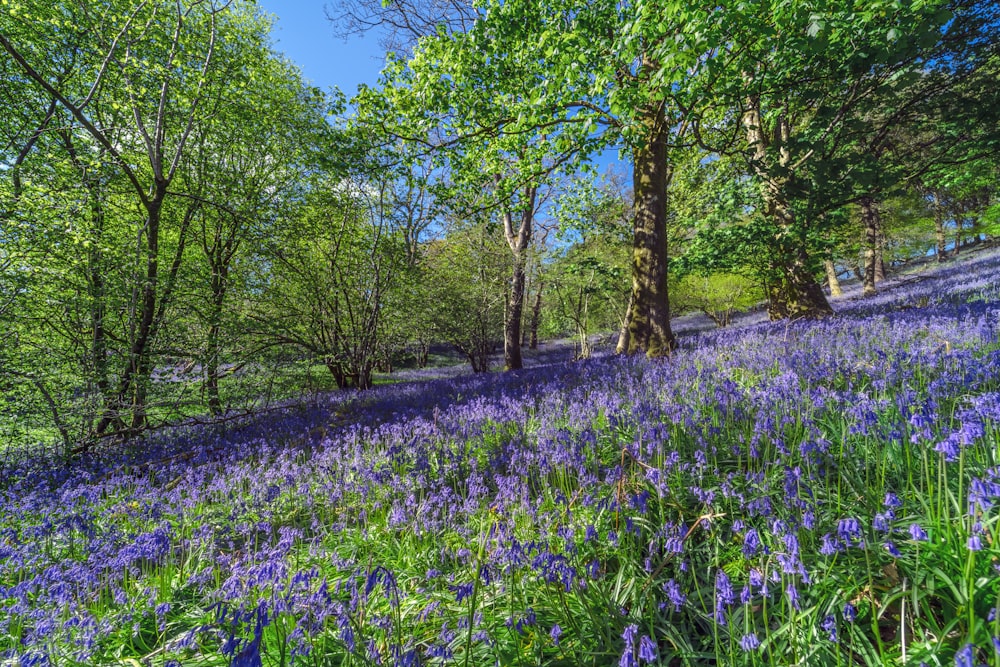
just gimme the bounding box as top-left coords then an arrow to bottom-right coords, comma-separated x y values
743,93 -> 832,319
625,96 -> 675,356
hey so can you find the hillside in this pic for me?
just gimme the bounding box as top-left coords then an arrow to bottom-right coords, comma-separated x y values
2,248 -> 1000,666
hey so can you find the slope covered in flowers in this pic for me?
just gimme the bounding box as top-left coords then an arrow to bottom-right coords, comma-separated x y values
2,251 -> 1000,667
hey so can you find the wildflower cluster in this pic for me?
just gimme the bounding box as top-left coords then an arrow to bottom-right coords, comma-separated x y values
2,252 -> 1000,665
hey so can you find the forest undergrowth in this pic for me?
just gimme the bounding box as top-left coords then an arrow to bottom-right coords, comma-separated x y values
2,250 -> 1000,667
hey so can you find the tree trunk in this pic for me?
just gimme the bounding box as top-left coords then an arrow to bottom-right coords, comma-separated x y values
59,131 -> 111,434
824,259 -> 842,297
626,98 -> 675,356
616,292 -> 634,355
205,328 -> 221,415
86,187 -> 110,432
357,364 -> 373,390
743,95 -> 831,319
95,188 -> 166,436
501,186 -> 536,371
504,258 -> 527,370
326,360 -> 348,388
861,197 -> 881,297
933,191 -> 947,261
577,328 -> 592,359
528,286 -> 542,350
766,281 -> 790,320
874,220 -> 887,283
205,261 -> 228,416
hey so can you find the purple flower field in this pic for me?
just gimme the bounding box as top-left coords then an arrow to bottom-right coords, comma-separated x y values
3,251 -> 1000,666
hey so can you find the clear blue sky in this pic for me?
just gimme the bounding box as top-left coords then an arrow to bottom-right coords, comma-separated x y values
257,1 -> 387,98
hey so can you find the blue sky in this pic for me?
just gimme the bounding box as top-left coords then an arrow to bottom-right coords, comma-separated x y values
255,1 -> 625,175
257,1 -> 386,98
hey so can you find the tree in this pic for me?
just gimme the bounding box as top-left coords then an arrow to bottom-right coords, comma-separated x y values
687,0 -> 999,309
252,170 -> 407,390
360,0 -> 726,357
181,55 -> 334,413
1,0 -> 266,437
1,1 -> 344,447
327,0 -> 477,53
420,222 -> 509,373
554,172 -> 634,353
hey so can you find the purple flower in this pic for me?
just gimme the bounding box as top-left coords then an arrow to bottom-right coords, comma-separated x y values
716,571 -> 735,624
662,579 -> 686,612
843,603 -> 857,623
820,533 -> 841,555
786,582 -> 801,611
739,633 -> 761,652
909,524 -> 929,541
934,435 -> 961,461
873,512 -> 892,533
955,643 -> 976,667
619,624 -> 639,667
743,528 -> 761,556
450,582 -> 474,603
638,635 -> 657,663
550,624 -> 562,646
821,614 -> 837,642
837,518 -> 863,546
968,535 -> 983,552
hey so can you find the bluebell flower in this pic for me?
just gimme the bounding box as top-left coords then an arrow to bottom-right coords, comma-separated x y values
619,624 -> 639,667
821,614 -> 837,642
954,643 -> 976,667
873,512 -> 891,533
743,528 -> 761,556
662,579 -> 686,612
820,533 -> 841,555
637,635 -> 657,663
837,518 -> 863,546
786,582 -> 801,611
739,633 -> 760,652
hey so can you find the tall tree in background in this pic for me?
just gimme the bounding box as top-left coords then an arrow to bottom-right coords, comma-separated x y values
183,54 -> 334,413
359,0 -> 722,357
682,0 -> 977,317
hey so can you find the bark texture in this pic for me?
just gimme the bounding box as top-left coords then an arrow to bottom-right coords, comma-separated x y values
528,286 -> 542,350
824,259 -> 842,297
616,293 -> 634,355
501,186 -> 536,371
743,93 -> 833,320
861,197 -> 883,297
626,98 -> 675,356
